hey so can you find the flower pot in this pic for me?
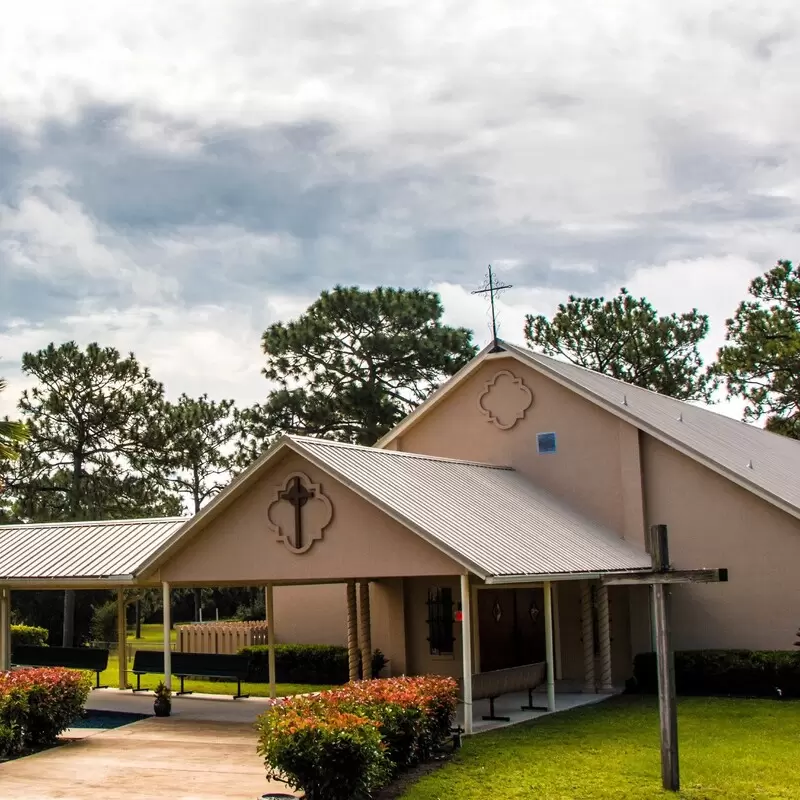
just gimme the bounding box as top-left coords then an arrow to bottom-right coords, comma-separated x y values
153,697 -> 171,717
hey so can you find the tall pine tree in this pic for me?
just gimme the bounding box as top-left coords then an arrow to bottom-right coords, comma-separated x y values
9,342 -> 180,645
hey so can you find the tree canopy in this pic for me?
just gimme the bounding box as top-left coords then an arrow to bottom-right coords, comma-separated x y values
715,260 -> 800,436
0,378 -> 27,463
3,342 -> 181,645
249,286 -> 477,446
155,394 -> 240,513
524,287 -> 716,401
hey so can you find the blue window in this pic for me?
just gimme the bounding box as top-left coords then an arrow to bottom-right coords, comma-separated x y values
537,432 -> 557,454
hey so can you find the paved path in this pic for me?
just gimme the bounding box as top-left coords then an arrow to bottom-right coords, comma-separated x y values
0,691 -> 298,799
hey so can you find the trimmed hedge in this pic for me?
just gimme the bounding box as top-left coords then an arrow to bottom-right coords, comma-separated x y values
256,676 -> 459,800
10,625 -> 48,649
0,667 -> 92,759
242,644 -> 349,684
632,650 -> 800,697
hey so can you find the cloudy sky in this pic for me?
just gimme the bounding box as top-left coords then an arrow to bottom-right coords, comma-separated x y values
1,1 -> 799,418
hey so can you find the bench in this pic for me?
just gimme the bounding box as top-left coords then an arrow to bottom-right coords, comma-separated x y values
131,650 -> 250,699
11,645 -> 109,689
467,662 -> 547,721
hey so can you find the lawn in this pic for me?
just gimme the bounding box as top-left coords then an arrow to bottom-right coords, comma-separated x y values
99,654 -> 329,697
400,695 -> 800,800
90,624 -> 330,697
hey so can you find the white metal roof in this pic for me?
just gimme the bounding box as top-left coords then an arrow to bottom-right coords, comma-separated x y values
288,436 -> 650,579
498,341 -> 800,518
0,517 -> 186,583
379,339 -> 800,521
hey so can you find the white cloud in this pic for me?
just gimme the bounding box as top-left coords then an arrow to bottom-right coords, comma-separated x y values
1,0 -> 799,432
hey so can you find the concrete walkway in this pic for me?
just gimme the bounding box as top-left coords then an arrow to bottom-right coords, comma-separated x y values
0,691 -> 297,800
0,686 -> 616,799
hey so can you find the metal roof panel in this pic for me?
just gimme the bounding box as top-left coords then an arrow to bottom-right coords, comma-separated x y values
292,437 -> 650,577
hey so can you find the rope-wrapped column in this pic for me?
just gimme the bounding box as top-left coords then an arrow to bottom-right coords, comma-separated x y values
346,581 -> 359,682
581,581 -> 596,693
359,581 -> 372,681
596,584 -> 613,692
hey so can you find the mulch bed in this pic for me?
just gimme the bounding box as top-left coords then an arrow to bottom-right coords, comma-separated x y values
375,751 -> 455,799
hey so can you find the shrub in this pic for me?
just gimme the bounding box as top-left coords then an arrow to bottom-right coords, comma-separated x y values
257,698 -> 389,800
256,676 -> 458,799
371,648 -> 389,679
0,667 -> 92,758
242,643 -> 349,684
89,600 -> 119,644
632,650 -> 800,697
10,625 -> 48,649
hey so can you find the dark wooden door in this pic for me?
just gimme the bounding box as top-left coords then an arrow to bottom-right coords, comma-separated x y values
478,588 -> 545,672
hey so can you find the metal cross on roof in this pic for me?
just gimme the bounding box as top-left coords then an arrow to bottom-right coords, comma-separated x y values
472,265 -> 512,349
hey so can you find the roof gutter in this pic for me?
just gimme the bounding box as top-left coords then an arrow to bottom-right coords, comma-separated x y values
484,569 -> 646,585
0,575 -> 138,589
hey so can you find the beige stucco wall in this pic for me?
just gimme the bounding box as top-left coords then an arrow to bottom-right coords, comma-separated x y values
272,580 -> 408,676
159,451 -> 463,585
639,435 -> 800,652
398,357 -> 645,538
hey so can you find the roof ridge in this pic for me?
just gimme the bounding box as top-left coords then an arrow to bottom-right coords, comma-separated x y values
500,339 -> 771,432
290,435 -> 513,470
0,516 -> 187,531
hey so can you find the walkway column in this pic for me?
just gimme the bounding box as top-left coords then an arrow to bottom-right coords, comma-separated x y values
543,581 -> 556,712
581,581 -> 596,693
0,588 -> 10,671
358,581 -> 372,681
597,584 -> 613,692
552,583 -> 563,680
460,574 -> 473,735
346,581 -> 359,682
266,583 -> 277,699
116,589 -> 127,689
162,582 -> 172,691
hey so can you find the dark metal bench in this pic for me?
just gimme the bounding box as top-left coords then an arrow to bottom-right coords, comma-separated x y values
11,645 -> 109,689
131,650 -> 250,699
463,662 -> 547,721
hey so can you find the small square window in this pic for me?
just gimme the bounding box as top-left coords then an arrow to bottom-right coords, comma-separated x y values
537,432 -> 557,454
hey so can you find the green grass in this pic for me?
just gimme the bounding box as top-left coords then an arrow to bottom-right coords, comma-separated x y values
101,654 -> 329,697
125,623 -> 175,646
401,696 -> 800,800
89,623 -> 327,697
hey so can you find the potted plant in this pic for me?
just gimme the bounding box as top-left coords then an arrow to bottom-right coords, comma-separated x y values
153,681 -> 171,717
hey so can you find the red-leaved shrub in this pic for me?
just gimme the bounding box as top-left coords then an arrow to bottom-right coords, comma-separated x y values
256,676 -> 458,800
0,667 -> 92,758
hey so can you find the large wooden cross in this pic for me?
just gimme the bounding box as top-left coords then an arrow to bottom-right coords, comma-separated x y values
601,524 -> 728,792
280,476 -> 315,551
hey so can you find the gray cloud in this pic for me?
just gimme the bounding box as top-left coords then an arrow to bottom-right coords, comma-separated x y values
2,0 -> 800,414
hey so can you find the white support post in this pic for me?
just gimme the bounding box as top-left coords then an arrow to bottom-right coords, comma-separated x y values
581,581 -> 596,693
597,584 -> 614,692
117,589 -> 127,690
543,581 -> 556,712
162,582 -> 172,691
460,574 -> 473,735
266,583 -> 276,700
0,589 -> 10,671
552,582 -> 563,680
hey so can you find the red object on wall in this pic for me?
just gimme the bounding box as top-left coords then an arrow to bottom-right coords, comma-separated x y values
454,610 -> 464,623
